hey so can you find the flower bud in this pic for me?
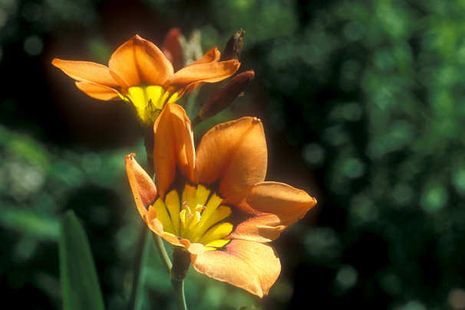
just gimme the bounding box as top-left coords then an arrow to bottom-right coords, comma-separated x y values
221,29 -> 245,60
196,70 -> 255,123
162,28 -> 184,71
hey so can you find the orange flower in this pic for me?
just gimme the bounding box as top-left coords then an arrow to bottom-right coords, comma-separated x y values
52,34 -> 240,125
125,104 -> 317,297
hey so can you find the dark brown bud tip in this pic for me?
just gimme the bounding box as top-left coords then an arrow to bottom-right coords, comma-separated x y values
197,70 -> 255,122
221,29 -> 245,61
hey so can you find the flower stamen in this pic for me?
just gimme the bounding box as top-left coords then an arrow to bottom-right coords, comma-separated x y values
152,184 -> 233,250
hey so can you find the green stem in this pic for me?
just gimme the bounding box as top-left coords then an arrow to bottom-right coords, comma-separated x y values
153,235 -> 172,272
128,226 -> 149,310
171,279 -> 187,310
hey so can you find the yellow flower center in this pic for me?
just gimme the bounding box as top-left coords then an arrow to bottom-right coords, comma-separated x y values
152,184 -> 233,250
121,85 -> 180,124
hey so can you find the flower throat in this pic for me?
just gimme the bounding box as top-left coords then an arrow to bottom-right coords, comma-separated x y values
152,184 -> 233,250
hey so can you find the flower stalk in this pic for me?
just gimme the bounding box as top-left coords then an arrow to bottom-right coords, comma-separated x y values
153,234 -> 173,273
171,278 -> 187,310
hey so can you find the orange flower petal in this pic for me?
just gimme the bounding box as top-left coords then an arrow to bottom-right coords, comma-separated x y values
196,117 -> 267,205
246,181 -> 317,226
179,240 -> 207,255
153,103 -> 196,196
167,59 -> 240,89
75,82 -> 120,100
109,35 -> 174,87
52,58 -> 119,87
230,213 -> 286,243
189,47 -> 221,65
191,240 -> 281,297
125,153 -> 157,220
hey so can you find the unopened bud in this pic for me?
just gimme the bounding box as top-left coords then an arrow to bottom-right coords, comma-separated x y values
221,29 -> 245,60
196,70 -> 255,123
162,28 -> 184,71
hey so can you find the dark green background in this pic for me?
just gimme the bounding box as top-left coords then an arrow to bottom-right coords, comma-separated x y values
1,0 -> 465,309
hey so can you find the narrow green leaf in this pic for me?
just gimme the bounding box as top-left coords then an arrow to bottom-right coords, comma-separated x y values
59,210 -> 104,310
128,228 -> 152,310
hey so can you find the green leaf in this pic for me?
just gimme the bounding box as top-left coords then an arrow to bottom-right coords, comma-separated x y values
128,228 -> 152,310
59,210 -> 104,310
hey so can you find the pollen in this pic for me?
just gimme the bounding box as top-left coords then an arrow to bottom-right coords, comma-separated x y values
152,184 -> 233,250
121,85 -> 180,124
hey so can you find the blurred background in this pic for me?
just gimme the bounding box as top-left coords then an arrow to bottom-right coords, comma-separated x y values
1,0 -> 465,309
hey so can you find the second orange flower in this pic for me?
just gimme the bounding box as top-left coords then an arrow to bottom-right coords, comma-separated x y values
52,34 -> 240,125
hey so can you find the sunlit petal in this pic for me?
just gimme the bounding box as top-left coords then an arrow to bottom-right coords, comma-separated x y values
125,153 -> 157,220
168,59 -> 240,89
109,35 -> 174,87
192,240 -> 281,298
247,181 -> 317,226
153,103 -> 196,196
196,117 -> 267,204
52,58 -> 119,87
75,82 -> 120,100
230,213 -> 285,243
189,47 -> 221,65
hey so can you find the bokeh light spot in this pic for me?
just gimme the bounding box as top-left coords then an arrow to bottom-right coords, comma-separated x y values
449,289 -> 465,310
335,265 -> 358,289
24,36 -> 43,56
303,143 -> 325,165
